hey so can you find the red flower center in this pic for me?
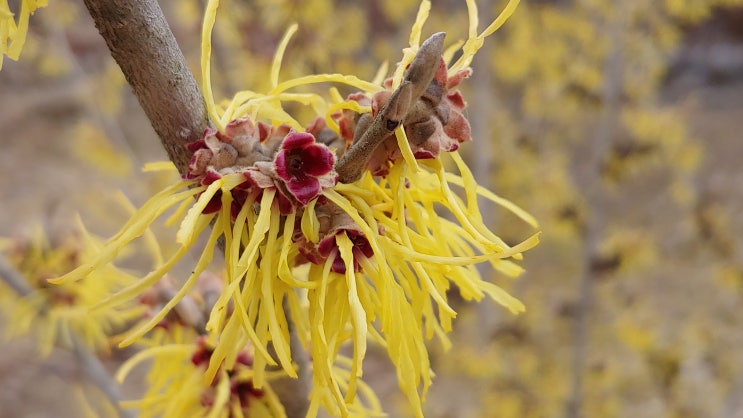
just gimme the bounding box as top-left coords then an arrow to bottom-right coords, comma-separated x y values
287,152 -> 305,175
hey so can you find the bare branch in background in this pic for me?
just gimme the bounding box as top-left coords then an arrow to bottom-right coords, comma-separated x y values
470,33 -> 502,340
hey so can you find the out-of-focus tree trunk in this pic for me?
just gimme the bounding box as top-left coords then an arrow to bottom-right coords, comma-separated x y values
471,36 -> 502,340
565,6 -> 626,418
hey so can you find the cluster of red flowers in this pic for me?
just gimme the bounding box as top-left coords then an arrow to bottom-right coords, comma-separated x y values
186,117 -> 338,216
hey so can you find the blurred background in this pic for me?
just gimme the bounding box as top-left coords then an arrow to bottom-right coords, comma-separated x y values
1,0 -> 743,417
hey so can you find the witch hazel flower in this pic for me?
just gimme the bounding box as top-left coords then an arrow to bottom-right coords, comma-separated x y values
185,117 -> 278,183
0,226 -> 139,356
318,229 -> 373,274
185,117 -> 337,215
294,200 -> 373,274
275,131 -> 338,206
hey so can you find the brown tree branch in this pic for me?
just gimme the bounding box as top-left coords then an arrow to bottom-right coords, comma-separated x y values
83,0 -> 208,174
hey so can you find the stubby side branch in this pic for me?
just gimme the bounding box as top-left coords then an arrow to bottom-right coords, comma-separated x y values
336,32 -> 445,183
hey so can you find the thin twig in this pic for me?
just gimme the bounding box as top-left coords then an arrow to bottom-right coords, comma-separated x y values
69,333 -> 137,418
0,256 -> 34,296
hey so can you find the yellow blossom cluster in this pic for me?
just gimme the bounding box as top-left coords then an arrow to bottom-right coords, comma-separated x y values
52,0 -> 538,416
0,221 -> 142,356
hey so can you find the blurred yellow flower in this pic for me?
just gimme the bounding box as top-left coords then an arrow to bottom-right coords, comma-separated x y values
117,335 -> 287,418
0,221 -> 142,356
0,0 -> 47,70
